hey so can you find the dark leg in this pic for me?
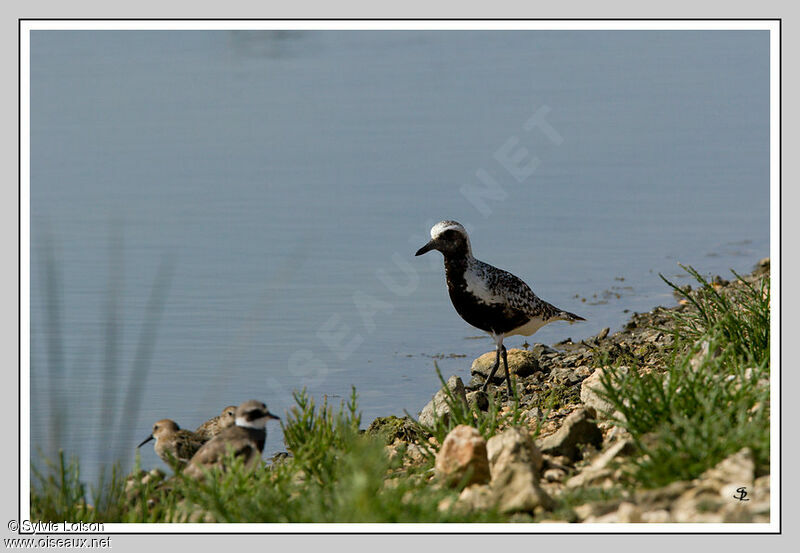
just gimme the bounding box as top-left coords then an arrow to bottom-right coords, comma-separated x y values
502,345 -> 515,398
481,347 -> 501,392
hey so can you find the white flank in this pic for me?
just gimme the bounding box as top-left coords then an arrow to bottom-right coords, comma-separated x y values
507,317 -> 548,337
236,416 -> 268,430
464,264 -> 501,305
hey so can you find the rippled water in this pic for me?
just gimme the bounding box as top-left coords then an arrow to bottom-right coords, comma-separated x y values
29,30 -> 769,483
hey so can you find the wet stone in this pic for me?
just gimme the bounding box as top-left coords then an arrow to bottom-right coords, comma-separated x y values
471,349 -> 541,383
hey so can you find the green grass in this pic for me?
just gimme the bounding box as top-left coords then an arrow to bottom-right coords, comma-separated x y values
31,451 -> 127,522
660,264 -> 770,365
597,266 -> 770,487
31,388 -> 512,523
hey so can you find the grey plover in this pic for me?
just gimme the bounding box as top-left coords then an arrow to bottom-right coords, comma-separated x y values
194,405 -> 237,440
137,419 -> 208,469
184,400 -> 280,479
415,220 -> 585,395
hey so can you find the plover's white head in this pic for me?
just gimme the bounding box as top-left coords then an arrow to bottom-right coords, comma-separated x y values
415,220 -> 472,258
234,399 -> 280,430
138,419 -> 181,448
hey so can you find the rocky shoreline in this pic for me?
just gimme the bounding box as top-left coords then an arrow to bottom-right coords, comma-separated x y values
112,258 -> 769,524
369,258 -> 771,523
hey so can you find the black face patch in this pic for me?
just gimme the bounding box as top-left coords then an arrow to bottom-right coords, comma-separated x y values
437,232 -> 469,258
244,407 -> 267,421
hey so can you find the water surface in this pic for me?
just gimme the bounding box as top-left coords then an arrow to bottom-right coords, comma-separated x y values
29,30 -> 769,483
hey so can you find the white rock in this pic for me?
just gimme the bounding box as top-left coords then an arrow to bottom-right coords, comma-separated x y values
419,375 -> 468,427
580,368 -> 620,420
486,427 -> 550,513
487,427 -> 543,475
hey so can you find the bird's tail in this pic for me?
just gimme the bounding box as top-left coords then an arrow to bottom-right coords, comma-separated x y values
559,310 -> 586,324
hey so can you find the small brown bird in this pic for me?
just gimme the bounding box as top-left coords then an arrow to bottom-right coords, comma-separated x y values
184,400 -> 280,479
137,419 -> 208,469
194,405 -> 237,440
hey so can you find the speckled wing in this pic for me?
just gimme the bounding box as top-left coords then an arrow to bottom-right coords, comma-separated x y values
194,407 -> 237,441
496,271 -> 562,320
174,431 -> 207,462
194,418 -> 220,441
474,260 -> 581,322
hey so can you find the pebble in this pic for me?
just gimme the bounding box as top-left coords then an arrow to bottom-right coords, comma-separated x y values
434,425 -> 490,487
537,407 -> 603,461
543,468 -> 565,482
486,428 -> 551,513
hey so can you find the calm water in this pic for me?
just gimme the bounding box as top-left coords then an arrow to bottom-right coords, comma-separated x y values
29,30 -> 769,483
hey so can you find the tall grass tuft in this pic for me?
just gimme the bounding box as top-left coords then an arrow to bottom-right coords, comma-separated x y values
597,266 -> 770,487
30,450 -> 126,522
280,387 -> 361,485
33,228 -> 175,502
660,264 -> 769,365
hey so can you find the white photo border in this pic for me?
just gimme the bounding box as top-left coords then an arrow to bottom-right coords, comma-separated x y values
19,18 -> 781,534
